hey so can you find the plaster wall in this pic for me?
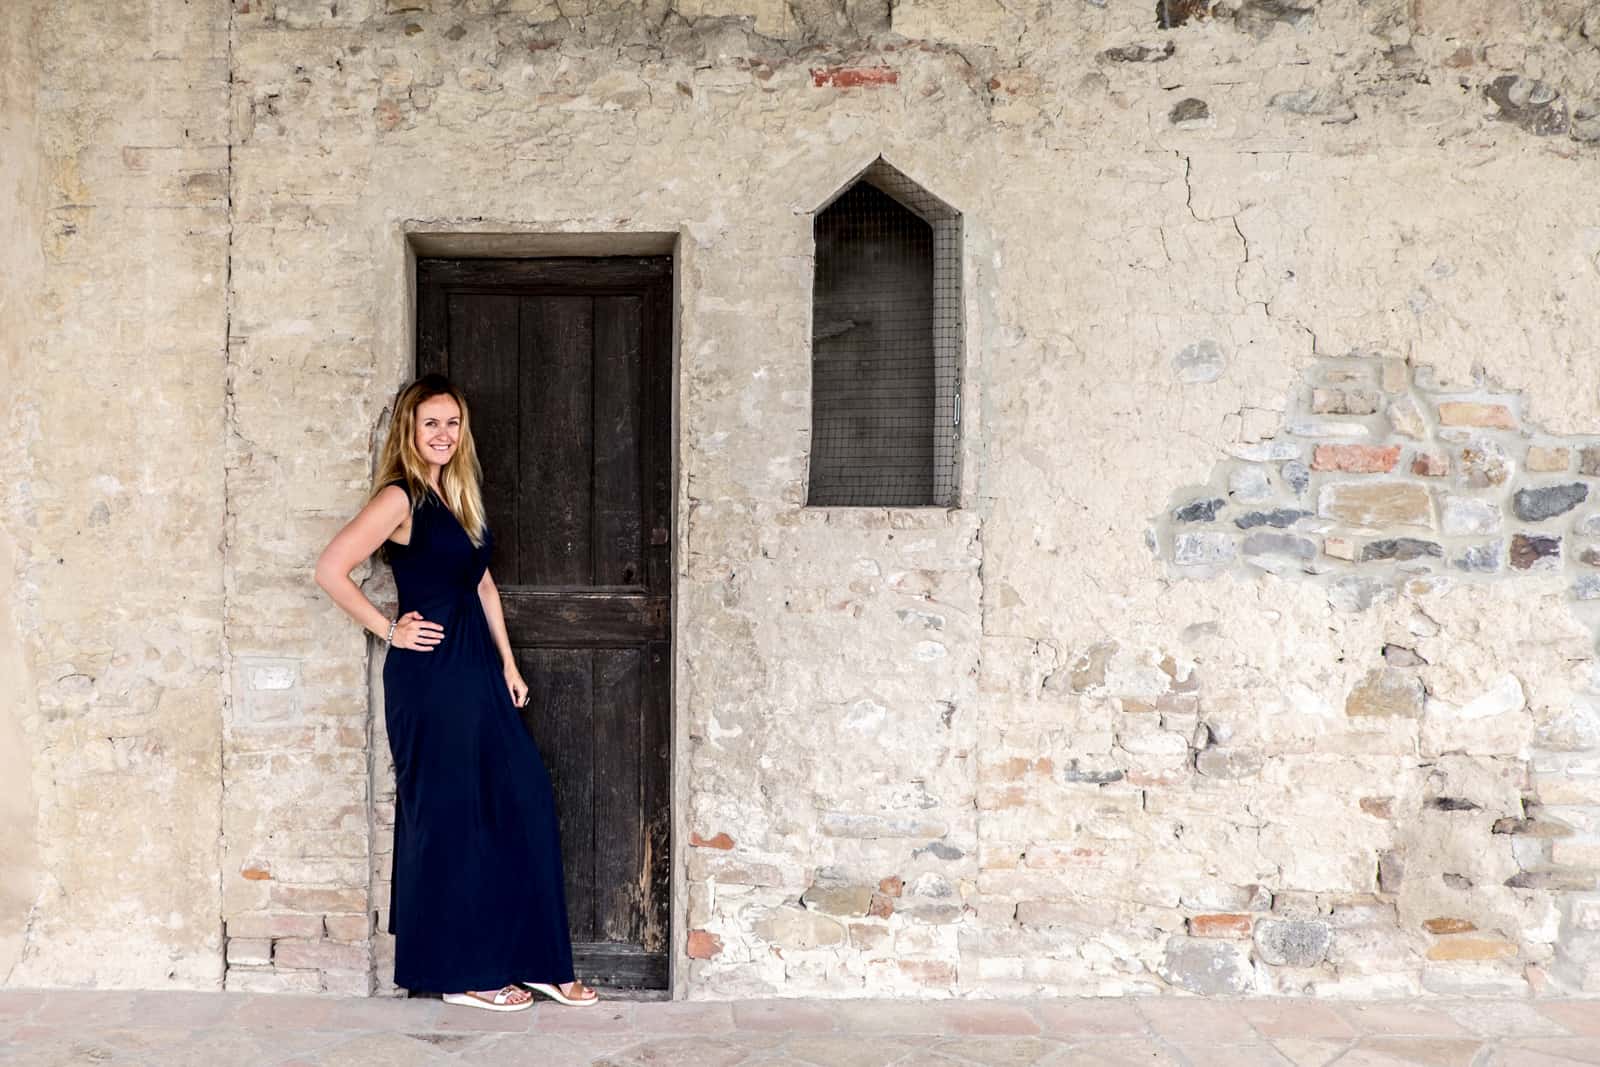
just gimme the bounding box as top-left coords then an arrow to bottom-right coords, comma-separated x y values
0,0 -> 231,987
4,0 -> 1600,997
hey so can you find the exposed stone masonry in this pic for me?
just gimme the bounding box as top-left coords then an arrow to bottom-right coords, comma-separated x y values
1156,358 -> 1600,994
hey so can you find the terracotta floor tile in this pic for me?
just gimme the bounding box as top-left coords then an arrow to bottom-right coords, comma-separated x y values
1034,999 -> 1148,1038
942,1001 -> 1043,1036
1140,998 -> 1259,1043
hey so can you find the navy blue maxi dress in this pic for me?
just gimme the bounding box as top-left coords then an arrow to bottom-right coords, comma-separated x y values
380,478 -> 576,993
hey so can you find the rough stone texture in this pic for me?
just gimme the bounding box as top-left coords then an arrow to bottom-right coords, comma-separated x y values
1514,483 -> 1590,522
3,0 -> 1600,1003
1254,919 -> 1333,967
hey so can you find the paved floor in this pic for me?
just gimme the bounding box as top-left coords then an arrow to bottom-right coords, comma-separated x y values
0,989 -> 1597,1065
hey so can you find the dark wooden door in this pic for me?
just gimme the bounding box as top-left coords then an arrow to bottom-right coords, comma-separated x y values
417,257 -> 672,989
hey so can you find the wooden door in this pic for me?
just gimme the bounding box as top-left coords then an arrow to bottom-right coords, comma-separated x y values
417,257 -> 672,990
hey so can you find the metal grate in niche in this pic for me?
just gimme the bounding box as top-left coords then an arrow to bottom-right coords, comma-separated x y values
808,161 -> 961,507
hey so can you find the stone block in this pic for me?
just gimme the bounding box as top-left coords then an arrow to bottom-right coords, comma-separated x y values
801,883 -> 874,917
1347,668 -> 1425,718
1254,918 -> 1333,966
1174,532 -> 1236,566
1195,748 -> 1263,779
1437,402 -> 1516,429
1359,538 -> 1441,562
1579,446 -> 1600,477
271,938 -> 369,973
1425,936 -> 1517,961
1318,482 -> 1432,529
1513,483 -> 1589,522
1441,497 -> 1501,536
323,914 -> 370,941
226,913 -> 324,940
1452,542 -> 1503,573
1458,439 -> 1513,487
1510,533 -> 1561,571
1158,936 -> 1253,994
1389,396 -> 1427,439
1235,508 -> 1311,530
225,938 -> 272,966
1411,450 -> 1449,477
1526,446 -> 1570,472
753,907 -> 846,949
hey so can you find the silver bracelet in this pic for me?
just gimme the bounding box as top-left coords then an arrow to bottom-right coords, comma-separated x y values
385,617 -> 399,645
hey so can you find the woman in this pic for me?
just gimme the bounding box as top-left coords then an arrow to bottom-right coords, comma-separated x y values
314,373 -> 599,1011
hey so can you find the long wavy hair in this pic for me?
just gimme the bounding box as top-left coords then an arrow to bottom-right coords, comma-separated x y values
370,374 -> 488,558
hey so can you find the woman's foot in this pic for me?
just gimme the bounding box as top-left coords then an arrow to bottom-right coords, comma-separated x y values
524,979 -> 600,1006
441,984 -> 534,1012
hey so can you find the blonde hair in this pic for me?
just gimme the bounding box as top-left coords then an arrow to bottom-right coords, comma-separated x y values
370,374 -> 488,554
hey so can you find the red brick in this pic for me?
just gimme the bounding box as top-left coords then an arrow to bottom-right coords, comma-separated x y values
686,930 -> 722,959
868,893 -> 894,919
811,66 -> 899,89
1423,917 -> 1476,934
1311,444 -> 1401,473
878,876 -> 904,897
1189,913 -> 1253,938
241,865 -> 272,881
690,831 -> 734,850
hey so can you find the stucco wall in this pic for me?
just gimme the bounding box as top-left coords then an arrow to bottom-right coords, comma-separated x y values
3,0 -> 1599,997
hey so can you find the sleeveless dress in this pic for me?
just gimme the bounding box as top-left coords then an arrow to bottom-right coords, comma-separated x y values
380,478 -> 576,993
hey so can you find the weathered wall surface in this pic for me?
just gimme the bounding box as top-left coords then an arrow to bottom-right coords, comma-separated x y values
6,0 -> 1600,997
0,1 -> 230,986
0,1 -> 46,983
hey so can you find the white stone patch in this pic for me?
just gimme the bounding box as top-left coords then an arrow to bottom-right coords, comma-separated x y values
1441,496 -> 1502,536
706,712 -> 745,746
1173,340 -> 1225,384
245,660 -> 299,691
913,641 -> 947,662
843,699 -> 887,732
1287,418 -> 1369,437
1229,466 -> 1272,500
1286,682 -> 1336,718
1227,440 -> 1300,462
1427,674 -> 1526,720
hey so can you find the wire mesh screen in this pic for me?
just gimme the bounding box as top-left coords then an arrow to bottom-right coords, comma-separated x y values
808,173 -> 960,507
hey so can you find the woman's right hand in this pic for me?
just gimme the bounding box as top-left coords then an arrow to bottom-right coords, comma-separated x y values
392,610 -> 444,651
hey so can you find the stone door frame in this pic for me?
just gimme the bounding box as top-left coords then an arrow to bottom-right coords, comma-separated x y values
375,224 -> 686,997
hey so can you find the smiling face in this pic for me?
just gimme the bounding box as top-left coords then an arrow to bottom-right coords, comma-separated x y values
413,392 -> 462,472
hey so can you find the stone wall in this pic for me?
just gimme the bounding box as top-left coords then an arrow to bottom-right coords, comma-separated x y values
3,0 -> 1599,997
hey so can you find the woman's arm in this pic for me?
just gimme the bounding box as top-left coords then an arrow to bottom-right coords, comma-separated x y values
314,485 -> 413,639
480,569 -> 528,707
478,568 -> 516,669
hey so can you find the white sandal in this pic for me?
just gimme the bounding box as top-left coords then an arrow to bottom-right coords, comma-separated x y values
442,985 -> 534,1012
523,980 -> 600,1007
